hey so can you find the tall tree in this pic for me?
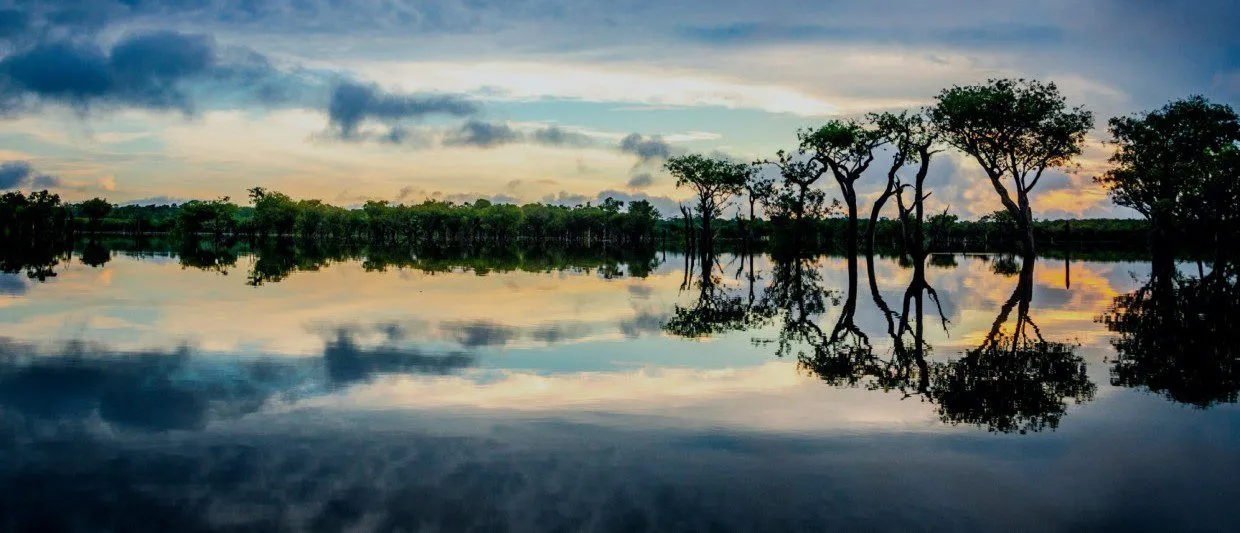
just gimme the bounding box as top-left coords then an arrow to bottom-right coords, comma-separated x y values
800,120 -> 884,255
1096,96 -> 1240,249
766,149 -> 829,227
665,154 -> 749,250
869,110 -> 941,255
740,167 -> 775,243
931,78 -> 1093,254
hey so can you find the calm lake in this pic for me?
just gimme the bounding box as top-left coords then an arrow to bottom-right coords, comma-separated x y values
1,242 -> 1237,531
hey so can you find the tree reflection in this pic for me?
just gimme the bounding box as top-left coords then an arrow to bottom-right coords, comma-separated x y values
0,237 -> 71,281
792,252 -> 874,386
79,239 -> 112,268
663,249 -> 761,338
1100,255 -> 1240,407
178,237 -> 239,274
930,256 -> 1095,433
775,249 -> 1095,434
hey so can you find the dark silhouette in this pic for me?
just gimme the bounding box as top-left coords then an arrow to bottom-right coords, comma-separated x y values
79,239 -> 112,268
801,119 -> 884,257
756,252 -> 836,366
663,248 -> 763,338
77,197 -> 113,231
931,79 -> 1093,254
1099,254 -> 1240,407
869,110 -> 941,256
1097,96 -> 1240,254
666,153 -> 749,251
930,256 -> 1096,433
763,148 -> 832,232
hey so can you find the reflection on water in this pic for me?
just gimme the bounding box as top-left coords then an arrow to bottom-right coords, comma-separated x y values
1100,256 -> 1240,407
1,239 -> 1238,530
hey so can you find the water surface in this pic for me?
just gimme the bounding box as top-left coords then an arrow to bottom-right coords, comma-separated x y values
1,242 -> 1237,531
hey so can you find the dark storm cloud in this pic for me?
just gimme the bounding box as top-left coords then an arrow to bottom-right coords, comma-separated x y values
0,31 -> 218,114
619,133 -> 673,163
327,81 -> 480,138
0,160 -> 58,189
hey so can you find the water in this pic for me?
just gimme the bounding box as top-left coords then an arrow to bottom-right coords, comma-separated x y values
1,242 -> 1237,531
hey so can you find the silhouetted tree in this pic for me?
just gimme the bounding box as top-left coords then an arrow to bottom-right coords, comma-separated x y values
931,79 -> 1093,254
764,149 -> 833,232
1096,96 -> 1240,251
663,249 -> 761,338
930,256 -> 1096,433
1099,255 -> 1240,407
740,168 -> 775,243
870,110 -> 941,255
79,240 -> 112,268
78,197 -> 112,231
666,154 -> 749,250
801,120 -> 884,255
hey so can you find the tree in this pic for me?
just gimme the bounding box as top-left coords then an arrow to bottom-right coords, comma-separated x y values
931,78 -> 1093,254
740,168 -> 775,242
800,120 -> 884,254
1096,96 -> 1240,248
78,197 -> 112,231
248,187 -> 297,237
765,149 -> 829,227
869,110 -> 941,255
931,256 -> 1096,433
665,154 -> 749,249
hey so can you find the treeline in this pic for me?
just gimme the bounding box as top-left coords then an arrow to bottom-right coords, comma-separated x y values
1,235 -> 662,285
2,187 -> 1151,254
1,188 -> 661,244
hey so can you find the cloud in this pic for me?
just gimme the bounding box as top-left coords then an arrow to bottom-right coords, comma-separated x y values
396,186 -> 421,201
626,172 -> 654,189
443,120 -> 522,147
439,320 -> 519,348
327,81 -> 479,138
0,273 -> 28,295
530,125 -> 595,147
0,9 -> 29,40
678,21 -> 1066,48
541,191 -> 591,207
619,133 -> 673,163
0,160 -> 59,189
0,32 -> 217,114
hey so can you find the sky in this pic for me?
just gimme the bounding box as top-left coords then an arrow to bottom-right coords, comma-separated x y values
0,0 -> 1237,219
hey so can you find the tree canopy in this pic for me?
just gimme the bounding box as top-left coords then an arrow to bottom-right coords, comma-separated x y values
1097,96 -> 1240,235
931,78 -> 1093,252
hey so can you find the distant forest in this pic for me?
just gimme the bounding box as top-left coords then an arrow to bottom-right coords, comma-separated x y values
0,187 -> 1147,250
3,78 -> 1237,256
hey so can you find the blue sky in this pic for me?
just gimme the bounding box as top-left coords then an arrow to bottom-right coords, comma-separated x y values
0,0 -> 1237,218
